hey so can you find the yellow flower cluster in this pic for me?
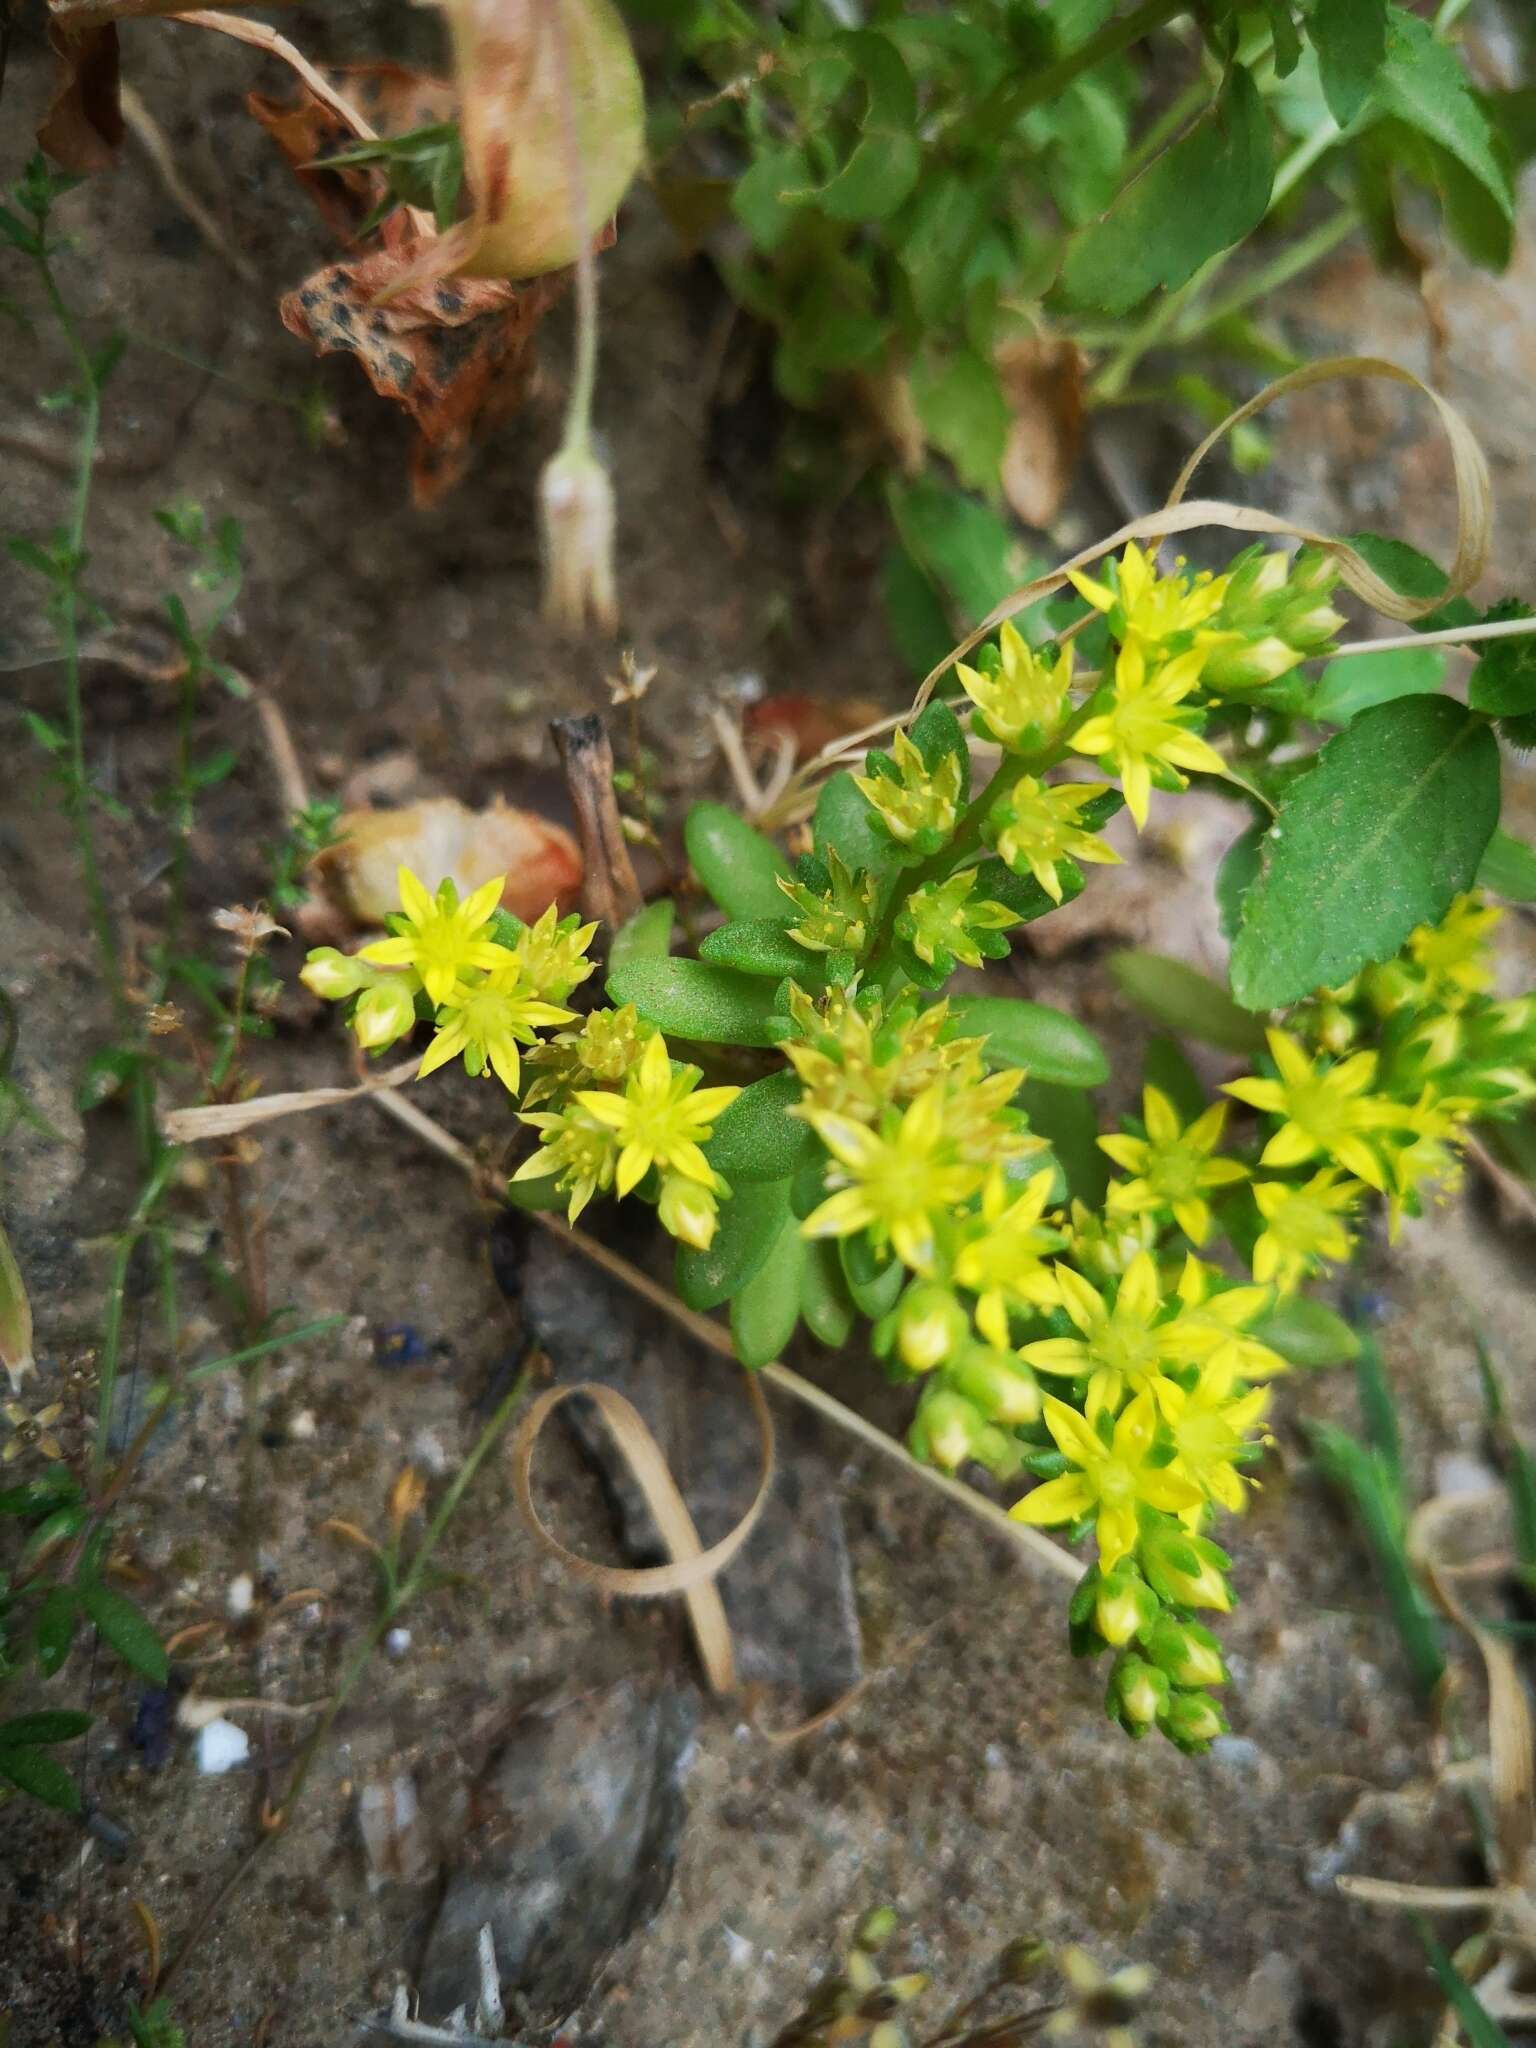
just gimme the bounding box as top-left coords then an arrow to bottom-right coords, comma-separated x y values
302,870 -> 740,1252
301,868 -> 595,1094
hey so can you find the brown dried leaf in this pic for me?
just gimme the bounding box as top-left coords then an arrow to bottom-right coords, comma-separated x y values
278,211 -> 570,505
315,795 -> 583,928
37,18 -> 123,172
996,335 -> 1083,532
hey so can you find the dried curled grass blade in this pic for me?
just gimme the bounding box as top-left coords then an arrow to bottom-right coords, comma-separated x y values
509,1372 -> 775,1696
168,12 -> 380,141
161,1057 -> 418,1143
1411,1488 -> 1536,1881
766,356 -> 1491,824
1164,355 -> 1491,618
1336,1876 -> 1505,1912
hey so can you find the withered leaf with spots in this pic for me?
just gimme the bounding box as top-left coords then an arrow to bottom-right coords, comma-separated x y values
278,209 -> 574,506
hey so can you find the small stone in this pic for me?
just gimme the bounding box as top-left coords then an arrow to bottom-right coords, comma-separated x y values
385,1627 -> 412,1658
196,1718 -> 250,1775
226,1573 -> 254,1618
290,1408 -> 318,1441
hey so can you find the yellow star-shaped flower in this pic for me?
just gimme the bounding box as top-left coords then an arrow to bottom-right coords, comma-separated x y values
1010,1390 -> 1202,1573
1224,1028 -> 1403,1190
575,1033 -> 740,1197
362,867 -> 513,1008
1100,1086 -> 1249,1245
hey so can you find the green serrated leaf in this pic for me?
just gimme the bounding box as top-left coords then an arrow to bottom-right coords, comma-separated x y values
1230,696 -> 1500,1011
942,995 -> 1109,1088
606,957 -> 783,1048
1309,0 -> 1387,126
0,1744 -> 81,1812
1059,67 -> 1273,315
1477,828 -> 1536,903
1468,614 -> 1536,717
1373,7 -> 1513,234
912,348 -> 1009,497
1216,822 -> 1266,943
1345,530 -> 1478,630
33,1586 -> 79,1678
1310,645 -> 1445,725
0,1709 -> 92,1748
1108,951 -> 1268,1054
676,1176 -> 792,1312
684,802 -> 792,921
79,1582 -> 169,1683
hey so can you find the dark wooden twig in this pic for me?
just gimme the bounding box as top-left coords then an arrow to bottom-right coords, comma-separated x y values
550,712 -> 643,935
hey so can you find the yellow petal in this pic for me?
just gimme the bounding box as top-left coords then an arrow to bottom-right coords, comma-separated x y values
1010,1472 -> 1094,1527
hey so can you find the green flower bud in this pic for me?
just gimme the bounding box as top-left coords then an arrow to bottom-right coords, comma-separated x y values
896,1283 -> 968,1373
1160,1689 -> 1229,1754
300,946 -> 378,1001
352,975 -> 419,1051
854,1907 -> 899,1954
1094,1568 -> 1161,1648
947,1344 -> 1042,1426
1143,1616 -> 1227,1688
1107,1654 -> 1170,1736
910,1387 -> 987,1471
1203,543 -> 1344,694
1140,1521 -> 1233,1612
998,1936 -> 1052,1984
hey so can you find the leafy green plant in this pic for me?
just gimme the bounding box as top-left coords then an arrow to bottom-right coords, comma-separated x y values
294,446 -> 1536,1753
637,0 -> 1526,657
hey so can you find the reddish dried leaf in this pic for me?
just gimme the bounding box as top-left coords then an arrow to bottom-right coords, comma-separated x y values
745,693 -> 887,764
279,211 -> 569,505
996,335 -> 1084,532
37,19 -> 123,172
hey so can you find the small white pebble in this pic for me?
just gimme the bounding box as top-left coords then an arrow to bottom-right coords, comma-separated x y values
1435,1452 -> 1497,1498
196,1718 -> 250,1775
226,1573 -> 254,1619
384,1627 -> 412,1658
187,1474 -> 207,1494
290,1409 -> 318,1441
721,1925 -> 753,1966
410,1429 -> 450,1476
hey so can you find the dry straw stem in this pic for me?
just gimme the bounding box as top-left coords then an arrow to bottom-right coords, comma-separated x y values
1341,1486 -> 1536,1968
159,1055 -> 418,1142
763,355 -> 1493,828
167,12 -> 380,142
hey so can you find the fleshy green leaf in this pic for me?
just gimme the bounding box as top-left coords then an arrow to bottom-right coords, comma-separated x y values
912,348 -> 1009,497
813,771 -> 898,883
1310,645 -> 1445,725
0,1745 -> 80,1812
729,1207 -> 805,1368
1108,951 -> 1267,1055
1230,697 -> 1501,1010
839,1233 -> 905,1318
1059,67 -> 1273,315
942,995 -> 1109,1088
885,476 -> 1036,636
676,1177 -> 792,1312
1309,0 -> 1387,125
609,898 -> 675,975
79,1582 -> 169,1683
684,802 -> 792,921
799,1237 -> 857,1347
1254,1293 -> 1361,1368
704,1067 -> 819,1184
1016,1079 -> 1108,1205
1478,828 -> 1536,903
699,918 -> 808,981
606,957 -> 783,1047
